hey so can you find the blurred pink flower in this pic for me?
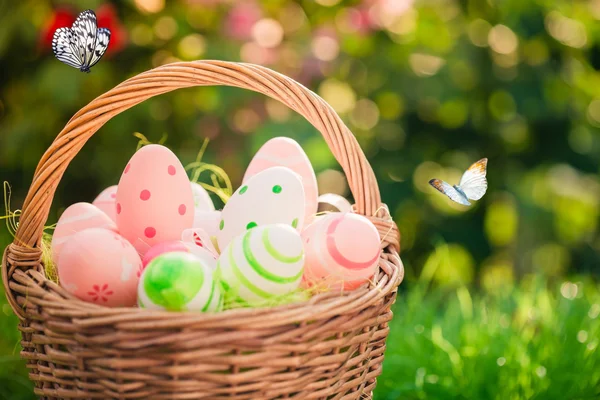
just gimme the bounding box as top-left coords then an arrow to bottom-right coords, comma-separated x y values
344,7 -> 374,34
224,2 -> 262,40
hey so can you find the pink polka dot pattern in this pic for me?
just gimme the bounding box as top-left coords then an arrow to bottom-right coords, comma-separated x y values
144,227 -> 156,238
124,163 -> 131,174
116,203 -> 122,214
116,145 -> 194,256
140,190 -> 151,201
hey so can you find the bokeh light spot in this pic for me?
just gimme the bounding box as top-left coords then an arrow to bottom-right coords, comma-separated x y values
560,281 -> 578,299
468,19 -> 491,47
409,53 -> 446,77
350,99 -> 380,130
488,24 -> 518,54
252,18 -> 284,48
485,195 -> 518,247
178,34 -> 206,60
135,0 -> 164,14
311,35 -> 340,61
316,169 -> 348,196
154,16 -> 178,40
318,79 -> 356,114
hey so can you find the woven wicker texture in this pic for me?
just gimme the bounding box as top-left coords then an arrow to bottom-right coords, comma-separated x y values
2,61 -> 403,399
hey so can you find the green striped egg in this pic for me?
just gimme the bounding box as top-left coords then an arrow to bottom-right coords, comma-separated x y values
138,252 -> 223,312
216,224 -> 304,306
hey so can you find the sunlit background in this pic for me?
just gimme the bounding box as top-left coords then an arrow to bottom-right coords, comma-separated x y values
0,0 -> 599,399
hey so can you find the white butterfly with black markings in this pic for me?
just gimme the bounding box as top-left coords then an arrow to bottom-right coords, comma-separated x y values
51,9 -> 111,73
429,158 -> 488,206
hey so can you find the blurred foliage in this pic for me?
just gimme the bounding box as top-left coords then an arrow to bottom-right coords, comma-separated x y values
0,0 -> 599,398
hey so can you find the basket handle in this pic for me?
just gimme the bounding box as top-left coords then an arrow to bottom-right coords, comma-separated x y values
6,61 -> 399,278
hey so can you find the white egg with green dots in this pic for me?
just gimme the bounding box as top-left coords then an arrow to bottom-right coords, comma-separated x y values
216,223 -> 305,306
138,252 -> 223,312
216,166 -> 306,251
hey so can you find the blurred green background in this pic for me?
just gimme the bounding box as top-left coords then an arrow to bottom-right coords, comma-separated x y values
1,0 -> 599,398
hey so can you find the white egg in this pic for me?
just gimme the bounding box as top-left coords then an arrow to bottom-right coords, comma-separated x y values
216,166 -> 305,251
191,182 -> 215,211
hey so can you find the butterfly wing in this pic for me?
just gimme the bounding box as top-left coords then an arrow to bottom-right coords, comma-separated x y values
52,27 -> 83,69
458,158 -> 488,201
72,9 -> 98,70
429,179 -> 471,206
87,28 -> 111,69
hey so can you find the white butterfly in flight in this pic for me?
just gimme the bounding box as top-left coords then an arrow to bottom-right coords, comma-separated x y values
429,158 -> 488,206
51,9 -> 111,73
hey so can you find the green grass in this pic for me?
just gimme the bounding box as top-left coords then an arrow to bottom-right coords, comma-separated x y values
377,277 -> 600,400
0,278 -> 598,399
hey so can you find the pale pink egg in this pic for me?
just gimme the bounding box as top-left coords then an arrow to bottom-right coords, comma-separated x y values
243,137 -> 318,221
92,185 -> 118,223
116,145 -> 194,256
51,202 -> 118,265
142,240 -> 189,268
301,213 -> 381,291
57,228 -> 141,307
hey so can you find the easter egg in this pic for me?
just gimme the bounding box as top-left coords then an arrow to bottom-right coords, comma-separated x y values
142,240 -> 189,268
116,144 -> 194,256
301,213 -> 380,291
244,137 -> 318,221
57,228 -> 141,307
318,193 -> 352,213
193,210 -> 221,240
217,166 -> 305,251
182,228 -> 218,256
51,202 -> 117,264
92,185 -> 118,222
182,228 -> 218,269
137,252 -> 222,312
216,224 -> 304,306
191,182 -> 215,211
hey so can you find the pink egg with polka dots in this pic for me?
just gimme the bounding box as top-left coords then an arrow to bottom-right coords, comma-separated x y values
116,145 -> 194,256
142,240 -> 190,268
57,228 -> 141,307
51,202 -> 118,265
301,212 -> 381,291
92,185 -> 118,223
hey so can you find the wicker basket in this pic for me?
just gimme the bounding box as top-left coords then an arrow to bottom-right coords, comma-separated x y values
2,61 -> 403,399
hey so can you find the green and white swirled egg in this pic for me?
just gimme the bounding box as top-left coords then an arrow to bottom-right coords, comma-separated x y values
138,252 -> 222,312
216,224 -> 305,306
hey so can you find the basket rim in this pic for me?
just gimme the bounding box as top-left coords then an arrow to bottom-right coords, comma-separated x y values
4,247 -> 403,327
